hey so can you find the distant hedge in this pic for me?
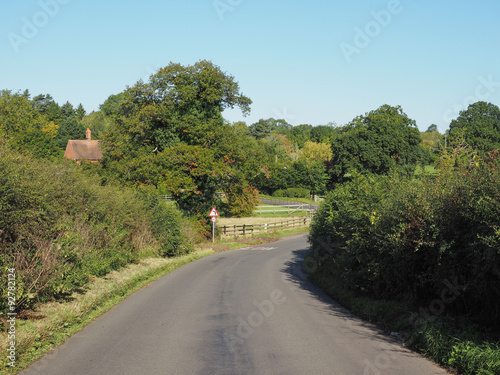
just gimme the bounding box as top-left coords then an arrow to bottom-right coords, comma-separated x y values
272,187 -> 310,199
0,144 -> 193,313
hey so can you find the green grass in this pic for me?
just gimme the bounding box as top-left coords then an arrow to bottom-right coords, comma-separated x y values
217,226 -> 310,250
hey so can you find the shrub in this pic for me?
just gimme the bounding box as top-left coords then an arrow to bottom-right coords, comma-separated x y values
224,182 -> 260,217
0,144 -> 192,314
309,154 -> 500,328
145,195 -> 194,257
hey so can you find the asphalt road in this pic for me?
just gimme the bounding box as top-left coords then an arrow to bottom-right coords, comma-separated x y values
22,234 -> 448,375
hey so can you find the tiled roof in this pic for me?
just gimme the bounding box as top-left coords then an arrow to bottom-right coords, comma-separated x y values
64,139 -> 103,161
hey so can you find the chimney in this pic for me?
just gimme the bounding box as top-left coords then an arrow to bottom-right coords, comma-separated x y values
86,128 -> 91,141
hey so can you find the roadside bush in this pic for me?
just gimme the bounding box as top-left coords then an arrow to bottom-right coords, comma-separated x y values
310,156 -> 500,328
224,181 -> 260,217
308,172 -> 388,294
448,340 -> 500,375
309,152 -> 500,374
145,195 -> 194,257
0,144 -> 192,314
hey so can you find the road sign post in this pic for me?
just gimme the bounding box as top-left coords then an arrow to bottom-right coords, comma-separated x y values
208,207 -> 219,243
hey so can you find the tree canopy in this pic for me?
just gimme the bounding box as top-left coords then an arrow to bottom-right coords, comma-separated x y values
0,90 -> 60,158
101,60 -> 255,215
449,101 -> 500,154
328,104 -> 423,182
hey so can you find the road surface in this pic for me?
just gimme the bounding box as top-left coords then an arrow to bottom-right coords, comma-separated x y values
22,234 -> 448,375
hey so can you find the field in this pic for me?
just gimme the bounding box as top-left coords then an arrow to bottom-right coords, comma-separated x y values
218,215 -> 309,226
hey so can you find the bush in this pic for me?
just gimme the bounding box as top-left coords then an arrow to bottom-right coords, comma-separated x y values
145,195 -> 193,257
310,157 -> 500,328
309,154 -> 500,374
224,181 -> 260,217
0,144 -> 192,314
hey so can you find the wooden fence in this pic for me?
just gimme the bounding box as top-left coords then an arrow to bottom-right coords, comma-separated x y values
219,217 -> 312,237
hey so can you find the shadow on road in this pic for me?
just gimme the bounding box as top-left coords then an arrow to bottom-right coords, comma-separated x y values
280,247 -> 416,359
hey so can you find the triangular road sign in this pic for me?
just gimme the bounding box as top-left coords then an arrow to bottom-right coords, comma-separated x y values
209,207 -> 219,217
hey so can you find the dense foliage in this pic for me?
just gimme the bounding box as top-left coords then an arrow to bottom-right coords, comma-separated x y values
0,91 -> 61,158
328,105 -> 425,183
449,101 -> 500,154
100,60 -> 260,216
309,152 -> 500,330
0,145 -> 193,313
2,60 -> 500,373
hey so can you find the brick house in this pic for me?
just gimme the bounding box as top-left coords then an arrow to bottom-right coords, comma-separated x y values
64,128 -> 103,163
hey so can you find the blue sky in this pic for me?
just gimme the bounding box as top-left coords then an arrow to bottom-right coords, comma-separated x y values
2,0 -> 499,133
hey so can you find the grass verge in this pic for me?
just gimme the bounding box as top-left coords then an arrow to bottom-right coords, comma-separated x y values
253,208 -> 311,217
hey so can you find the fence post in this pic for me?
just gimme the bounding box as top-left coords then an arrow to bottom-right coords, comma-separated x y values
243,224 -> 246,236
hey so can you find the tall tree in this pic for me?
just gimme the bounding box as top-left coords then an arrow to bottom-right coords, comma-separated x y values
60,101 -> 76,120
32,94 -> 61,124
76,103 -> 86,120
102,60 -> 253,215
0,90 -> 60,157
249,119 -> 274,140
56,117 -> 86,149
425,124 -> 438,133
328,104 -> 423,182
449,101 -> 500,154
287,124 -> 313,148
310,123 -> 338,143
248,118 -> 292,140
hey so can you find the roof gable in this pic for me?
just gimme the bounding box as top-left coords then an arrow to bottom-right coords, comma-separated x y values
64,140 -> 103,161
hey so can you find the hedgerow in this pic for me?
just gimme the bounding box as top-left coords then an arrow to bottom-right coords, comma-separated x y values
309,152 -> 500,374
0,144 -> 193,314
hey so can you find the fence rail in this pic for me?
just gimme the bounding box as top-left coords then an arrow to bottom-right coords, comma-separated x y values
255,204 -> 313,216
220,217 -> 312,237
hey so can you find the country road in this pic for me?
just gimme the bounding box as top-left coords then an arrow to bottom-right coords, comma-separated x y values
22,234 -> 448,375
